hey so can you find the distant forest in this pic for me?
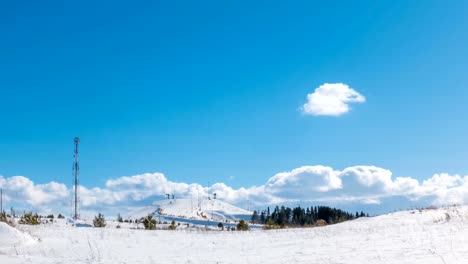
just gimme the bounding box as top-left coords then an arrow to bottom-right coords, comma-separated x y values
251,205 -> 368,227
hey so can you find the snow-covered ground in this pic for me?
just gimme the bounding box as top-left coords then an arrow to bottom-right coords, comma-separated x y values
2,206 -> 468,263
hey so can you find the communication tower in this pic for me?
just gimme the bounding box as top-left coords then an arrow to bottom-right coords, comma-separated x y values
72,137 -> 80,220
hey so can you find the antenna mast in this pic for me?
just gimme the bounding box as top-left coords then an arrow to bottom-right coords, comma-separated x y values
73,137 -> 80,220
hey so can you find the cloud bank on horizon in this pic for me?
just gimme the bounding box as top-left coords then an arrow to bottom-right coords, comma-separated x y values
302,83 -> 366,116
1,165 -> 468,216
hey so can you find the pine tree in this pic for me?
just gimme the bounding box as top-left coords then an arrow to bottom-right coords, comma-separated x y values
93,213 -> 106,227
260,211 -> 266,224
19,212 -> 40,225
142,214 -> 157,230
251,210 -> 259,223
0,211 -> 11,225
168,220 -> 177,230
236,219 -> 249,231
257,205 -> 363,227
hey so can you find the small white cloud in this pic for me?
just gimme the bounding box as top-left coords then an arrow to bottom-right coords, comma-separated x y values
363,198 -> 381,205
302,83 -> 365,116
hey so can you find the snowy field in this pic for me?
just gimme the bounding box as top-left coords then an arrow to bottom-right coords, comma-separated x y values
2,206 -> 468,263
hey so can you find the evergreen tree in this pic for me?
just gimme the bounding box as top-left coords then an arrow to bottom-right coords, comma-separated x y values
285,207 -> 292,224
142,214 -> 157,230
93,213 -> 106,227
237,219 -> 249,231
0,211 -> 11,225
260,211 -> 266,224
19,212 -> 40,225
251,210 -> 259,223
253,205 -> 364,228
168,220 -> 177,230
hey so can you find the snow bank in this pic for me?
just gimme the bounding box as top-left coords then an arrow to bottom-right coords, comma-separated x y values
0,222 -> 35,248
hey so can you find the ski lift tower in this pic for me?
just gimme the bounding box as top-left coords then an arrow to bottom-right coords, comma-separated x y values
72,137 -> 80,220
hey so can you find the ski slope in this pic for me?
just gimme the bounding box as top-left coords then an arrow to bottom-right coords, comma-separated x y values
2,206 -> 468,263
128,198 -> 252,221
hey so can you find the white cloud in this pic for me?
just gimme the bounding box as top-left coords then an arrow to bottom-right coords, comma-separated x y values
302,83 -> 365,116
0,176 -> 68,210
266,166 -> 342,195
4,166 -> 468,216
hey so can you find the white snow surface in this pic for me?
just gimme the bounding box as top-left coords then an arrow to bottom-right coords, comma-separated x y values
128,198 -> 252,221
0,222 -> 35,248
2,206 -> 468,263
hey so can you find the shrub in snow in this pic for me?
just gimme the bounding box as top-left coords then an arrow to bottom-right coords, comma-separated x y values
0,211 -> 7,223
19,212 -> 40,225
57,214 -> 65,219
236,219 -> 249,231
168,220 -> 177,230
264,219 -> 278,230
218,222 -> 224,230
93,213 -> 107,228
0,211 -> 14,226
143,215 -> 157,230
315,219 -> 327,226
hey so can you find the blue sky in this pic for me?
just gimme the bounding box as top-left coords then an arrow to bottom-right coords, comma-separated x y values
1,0 -> 468,215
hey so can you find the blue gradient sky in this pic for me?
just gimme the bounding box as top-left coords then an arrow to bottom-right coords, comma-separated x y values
1,0 -> 468,191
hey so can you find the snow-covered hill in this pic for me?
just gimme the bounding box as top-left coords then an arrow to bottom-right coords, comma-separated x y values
127,198 -> 252,221
3,206 -> 468,263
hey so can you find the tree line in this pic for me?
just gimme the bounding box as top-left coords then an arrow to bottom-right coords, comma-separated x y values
251,205 -> 368,227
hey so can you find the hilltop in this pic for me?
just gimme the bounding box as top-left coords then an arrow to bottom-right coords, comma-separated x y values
127,198 -> 252,222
